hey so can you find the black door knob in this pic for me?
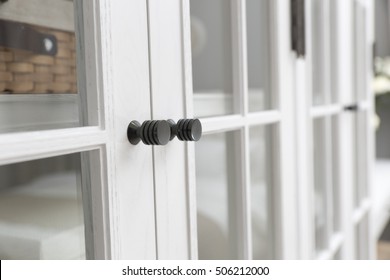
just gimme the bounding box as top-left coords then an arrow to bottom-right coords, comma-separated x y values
127,120 -> 171,145
168,119 -> 202,141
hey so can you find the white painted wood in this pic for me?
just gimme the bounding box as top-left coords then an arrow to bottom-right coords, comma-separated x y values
230,0 -> 251,260
353,199 -> 371,224
147,0 -> 191,259
91,0 -> 156,259
0,127 -> 106,166
303,0 -> 375,260
363,0 -> 376,260
331,0 -> 355,260
201,111 -> 280,135
180,0 -> 198,260
0,0 -> 159,260
247,111 -> 281,126
317,232 -> 344,260
0,0 -> 74,31
75,0 -> 102,128
295,0 -> 314,259
150,0 -> 294,261
307,0 -> 339,259
81,148 -> 111,259
339,113 -> 357,259
74,0 -> 110,259
271,0 -> 299,259
310,104 -> 342,118
303,0 -> 375,261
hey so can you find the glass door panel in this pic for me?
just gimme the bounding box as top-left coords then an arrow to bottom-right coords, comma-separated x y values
353,1 -> 368,102
354,111 -> 369,208
195,131 -> 240,259
190,0 -> 235,118
187,0 -> 288,260
246,0 -> 272,112
355,214 -> 369,259
250,125 -> 275,259
313,116 -> 338,253
0,1 -> 86,132
0,152 -> 91,259
311,0 -> 333,105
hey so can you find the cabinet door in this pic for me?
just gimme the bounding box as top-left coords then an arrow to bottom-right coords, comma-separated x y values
147,0 -> 298,260
297,0 -> 375,259
0,0 -> 156,259
147,0 -> 374,260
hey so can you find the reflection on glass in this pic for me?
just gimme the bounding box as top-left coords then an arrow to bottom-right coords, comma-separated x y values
355,215 -> 369,259
0,153 -> 87,259
0,25 -> 77,94
196,131 -> 239,259
311,0 -> 333,105
313,117 -> 334,252
250,125 -> 274,259
246,0 -> 272,112
312,0 -> 325,105
354,112 -> 368,208
190,0 -> 234,117
311,0 -> 324,105
331,117 -> 340,233
0,1 -> 82,133
334,248 -> 342,260
353,2 -> 367,102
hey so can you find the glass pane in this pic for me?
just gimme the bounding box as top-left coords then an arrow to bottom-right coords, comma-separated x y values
196,131 -> 239,259
313,117 -> 334,252
246,0 -> 272,112
353,2 -> 367,101
355,215 -> 369,259
312,0 -> 324,105
190,0 -> 234,117
331,117 -> 341,233
0,153 -> 89,259
333,248 -> 342,260
249,125 -> 274,259
0,1 -> 84,132
354,112 -> 368,208
311,0 -> 332,105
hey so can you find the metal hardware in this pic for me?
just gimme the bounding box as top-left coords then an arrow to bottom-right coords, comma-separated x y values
128,119 -> 202,145
344,104 -> 360,112
0,19 -> 58,56
127,120 -> 171,145
291,0 -> 306,57
168,119 -> 202,142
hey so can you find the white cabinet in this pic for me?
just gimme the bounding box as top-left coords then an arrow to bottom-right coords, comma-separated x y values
0,0 -> 375,260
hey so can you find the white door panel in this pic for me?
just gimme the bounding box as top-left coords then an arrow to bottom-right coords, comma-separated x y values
0,0 -> 374,260
147,0 -> 193,259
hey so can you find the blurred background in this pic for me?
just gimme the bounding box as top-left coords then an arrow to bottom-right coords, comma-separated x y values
373,0 -> 390,260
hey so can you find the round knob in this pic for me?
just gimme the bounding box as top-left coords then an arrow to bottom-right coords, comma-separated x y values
176,119 -> 202,141
127,120 -> 171,145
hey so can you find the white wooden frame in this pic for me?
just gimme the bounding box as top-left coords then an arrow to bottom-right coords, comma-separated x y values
0,0 -> 159,260
174,0 -> 297,260
298,0 -> 375,260
0,0 -> 374,261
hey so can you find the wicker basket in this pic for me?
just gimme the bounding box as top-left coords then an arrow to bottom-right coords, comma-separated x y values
0,24 -> 77,94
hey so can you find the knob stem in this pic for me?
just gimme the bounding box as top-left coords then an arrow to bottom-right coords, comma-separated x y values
127,120 -> 171,145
